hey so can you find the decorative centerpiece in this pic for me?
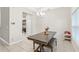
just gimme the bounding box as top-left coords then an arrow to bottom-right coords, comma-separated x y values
44,26 -> 49,35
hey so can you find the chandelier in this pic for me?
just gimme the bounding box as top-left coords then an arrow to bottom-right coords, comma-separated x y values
36,11 -> 45,16
36,8 -> 49,16
27,7 -> 58,16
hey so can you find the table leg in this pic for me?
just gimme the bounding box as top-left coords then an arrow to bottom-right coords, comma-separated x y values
34,45 -> 40,52
33,41 -> 35,51
51,47 -> 53,52
40,44 -> 44,52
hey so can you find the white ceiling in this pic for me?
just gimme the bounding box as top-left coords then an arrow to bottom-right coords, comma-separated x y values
27,7 -> 59,12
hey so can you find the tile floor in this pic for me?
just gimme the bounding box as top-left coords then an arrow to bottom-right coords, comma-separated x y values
0,37 -> 76,52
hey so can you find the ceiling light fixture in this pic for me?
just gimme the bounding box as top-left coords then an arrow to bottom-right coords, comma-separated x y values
36,8 -> 48,16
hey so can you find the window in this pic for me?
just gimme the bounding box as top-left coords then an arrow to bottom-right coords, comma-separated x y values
72,8 -> 79,41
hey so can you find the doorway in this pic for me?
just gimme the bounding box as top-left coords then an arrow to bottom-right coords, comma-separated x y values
22,12 -> 32,37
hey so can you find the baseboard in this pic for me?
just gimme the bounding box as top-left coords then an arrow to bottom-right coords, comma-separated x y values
9,39 -> 24,45
0,37 -> 9,45
71,40 -> 79,52
0,37 -> 24,45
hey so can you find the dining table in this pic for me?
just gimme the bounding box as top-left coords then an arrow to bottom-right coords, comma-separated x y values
27,31 -> 56,52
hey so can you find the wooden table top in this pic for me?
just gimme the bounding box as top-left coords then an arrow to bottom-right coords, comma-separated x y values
27,31 -> 56,45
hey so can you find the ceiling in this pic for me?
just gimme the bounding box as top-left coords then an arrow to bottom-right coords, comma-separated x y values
27,7 -> 59,12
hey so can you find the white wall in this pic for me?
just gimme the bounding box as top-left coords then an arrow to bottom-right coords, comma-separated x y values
9,7 -> 37,44
10,7 -> 22,44
29,15 -> 37,35
0,7 -> 9,43
0,8 -> 1,27
0,7 -> 71,45
36,7 -> 71,40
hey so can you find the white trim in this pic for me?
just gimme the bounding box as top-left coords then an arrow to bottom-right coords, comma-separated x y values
71,39 -> 79,52
72,7 -> 79,15
0,37 -> 9,45
0,37 -> 24,45
9,39 -> 24,45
